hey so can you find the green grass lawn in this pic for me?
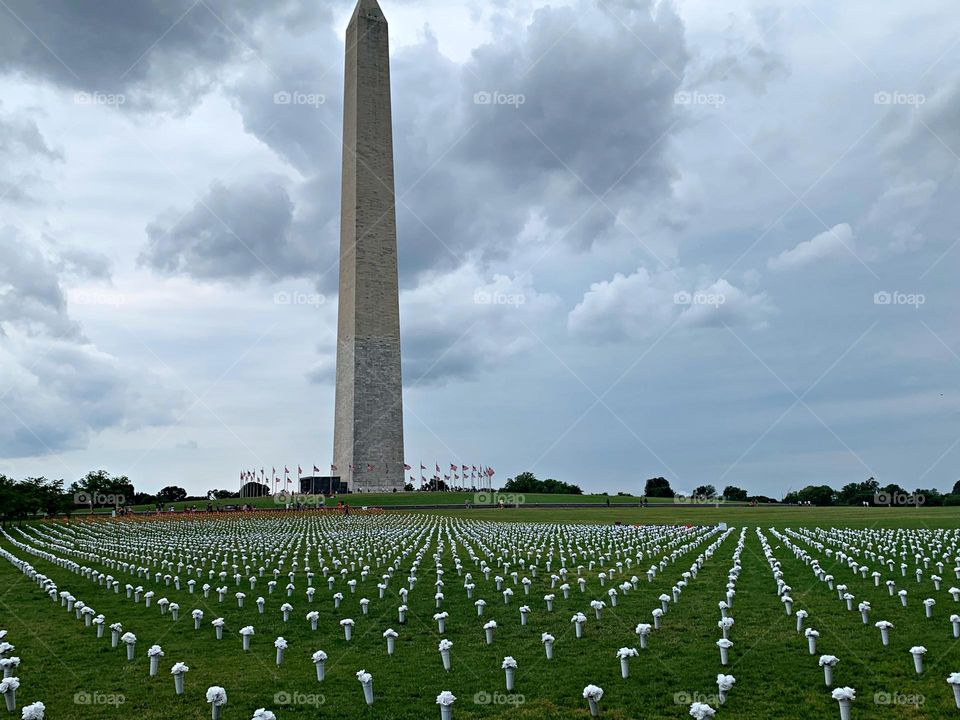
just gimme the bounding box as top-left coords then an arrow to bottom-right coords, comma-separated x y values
126,491 -> 681,513
1,507 -> 958,719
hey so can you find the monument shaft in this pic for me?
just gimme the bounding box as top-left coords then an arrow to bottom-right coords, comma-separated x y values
333,0 -> 404,492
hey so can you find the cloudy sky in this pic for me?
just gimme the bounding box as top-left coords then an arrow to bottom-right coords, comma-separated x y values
0,0 -> 957,498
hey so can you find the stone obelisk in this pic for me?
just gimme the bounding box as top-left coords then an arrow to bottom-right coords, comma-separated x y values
332,0 -> 404,493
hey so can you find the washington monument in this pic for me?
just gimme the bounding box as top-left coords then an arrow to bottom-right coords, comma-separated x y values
332,0 -> 405,492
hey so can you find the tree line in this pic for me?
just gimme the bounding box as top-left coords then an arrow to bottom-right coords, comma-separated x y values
0,471 -> 238,524
644,476 -> 960,506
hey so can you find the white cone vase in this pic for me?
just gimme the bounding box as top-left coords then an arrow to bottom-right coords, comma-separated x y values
588,698 -> 600,717
505,668 -> 515,690
824,665 -> 833,686
912,654 -> 923,674
3,688 -> 15,712
544,642 -> 554,660
276,648 -> 284,666
440,704 -> 452,720
150,656 -> 160,676
112,630 -> 120,648
441,650 -> 451,671
242,635 -> 251,651
215,627 -> 223,640
485,628 -> 494,644
720,647 -> 729,665
362,681 -> 374,706
344,625 -> 352,641
126,644 -> 136,661
838,699 -> 851,720
174,674 -> 185,695
880,628 -> 890,646
808,637 -> 817,654
951,684 -> 960,708
387,637 -> 395,655
620,658 -> 629,679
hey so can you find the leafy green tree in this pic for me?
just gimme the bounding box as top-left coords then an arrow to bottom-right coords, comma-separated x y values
693,485 -> 717,499
644,477 -> 674,498
157,485 -> 188,503
797,485 -> 836,506
723,485 -> 748,502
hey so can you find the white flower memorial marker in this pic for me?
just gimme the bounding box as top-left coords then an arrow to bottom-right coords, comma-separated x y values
716,674 -> 735,704
805,628 -> 819,655
147,645 -> 164,676
909,645 -> 926,674
582,684 -> 603,717
0,676 -> 18,712
121,632 -> 137,661
171,662 -> 188,695
795,609 -> 808,633
635,623 -> 652,649
572,612 -> 587,639
819,655 -> 839,686
948,672 -> 960,709
831,686 -> 855,720
206,686 -> 227,720
20,701 -> 44,720
274,637 -> 287,666
439,639 -> 453,670
341,618 -> 355,641
436,691 -> 455,720
240,626 -> 255,651
383,628 -> 398,655
0,658 -> 18,680
357,670 -> 374,706
717,638 -> 733,665
483,620 -> 497,645
689,701 -> 716,719
502,656 -> 517,690
542,632 -> 555,660
212,618 -> 225,641
616,648 -> 637,679
313,650 -> 327,681
875,620 -> 893,646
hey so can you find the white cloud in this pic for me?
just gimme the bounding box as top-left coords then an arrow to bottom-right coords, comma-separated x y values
567,268 -> 773,342
767,223 -> 854,272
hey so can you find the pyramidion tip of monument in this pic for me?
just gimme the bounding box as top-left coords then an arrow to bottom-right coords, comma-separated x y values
352,0 -> 387,23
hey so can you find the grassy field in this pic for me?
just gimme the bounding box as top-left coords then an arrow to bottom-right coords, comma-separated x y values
127,491 -> 680,512
1,507 -> 958,719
